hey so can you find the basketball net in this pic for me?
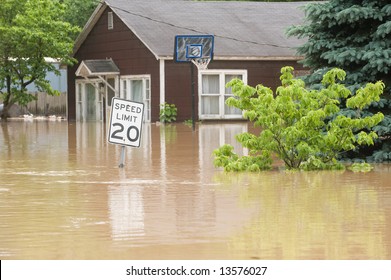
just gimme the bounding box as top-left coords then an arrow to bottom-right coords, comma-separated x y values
191,58 -> 211,70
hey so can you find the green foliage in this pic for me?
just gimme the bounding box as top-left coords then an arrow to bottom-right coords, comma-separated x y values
159,102 -> 178,123
198,0 -> 317,2
0,0 -> 80,120
61,0 -> 98,32
348,162 -> 374,173
213,144 -> 272,172
287,0 -> 391,161
184,119 -> 193,127
213,67 -> 384,171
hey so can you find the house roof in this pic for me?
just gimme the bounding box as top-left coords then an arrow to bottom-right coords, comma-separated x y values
74,0 -> 310,61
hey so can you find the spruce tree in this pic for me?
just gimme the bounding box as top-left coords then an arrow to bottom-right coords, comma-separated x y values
287,0 -> 391,162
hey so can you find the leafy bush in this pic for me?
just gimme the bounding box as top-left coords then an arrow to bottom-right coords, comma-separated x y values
213,67 -> 384,171
159,102 -> 177,123
348,162 -> 374,173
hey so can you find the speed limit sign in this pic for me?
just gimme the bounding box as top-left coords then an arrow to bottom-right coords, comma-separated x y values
108,98 -> 144,147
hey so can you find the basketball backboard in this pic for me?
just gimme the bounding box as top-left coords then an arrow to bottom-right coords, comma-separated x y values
174,35 -> 214,63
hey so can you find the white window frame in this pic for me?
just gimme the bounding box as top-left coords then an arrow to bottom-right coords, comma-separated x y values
120,75 -> 151,123
75,79 -> 103,122
198,69 -> 247,120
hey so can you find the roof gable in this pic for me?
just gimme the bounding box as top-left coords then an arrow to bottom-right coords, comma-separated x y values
75,0 -> 310,60
76,59 -> 120,77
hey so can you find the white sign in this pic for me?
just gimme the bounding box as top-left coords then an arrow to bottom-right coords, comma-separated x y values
108,98 -> 144,147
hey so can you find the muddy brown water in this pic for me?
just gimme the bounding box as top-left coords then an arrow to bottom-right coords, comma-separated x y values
1,120 -> 390,260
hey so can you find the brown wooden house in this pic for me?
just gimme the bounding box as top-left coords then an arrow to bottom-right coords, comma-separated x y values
68,0 -> 309,122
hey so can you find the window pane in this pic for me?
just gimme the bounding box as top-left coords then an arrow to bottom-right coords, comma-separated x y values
225,74 -> 242,84
202,75 -> 219,94
145,78 -> 150,100
201,96 -> 219,114
131,80 -> 143,103
122,80 -> 127,99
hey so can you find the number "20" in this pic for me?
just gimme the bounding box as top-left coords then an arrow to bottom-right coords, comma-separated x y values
110,123 -> 140,142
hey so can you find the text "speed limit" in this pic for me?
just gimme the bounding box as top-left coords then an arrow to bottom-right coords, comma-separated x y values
108,98 -> 144,147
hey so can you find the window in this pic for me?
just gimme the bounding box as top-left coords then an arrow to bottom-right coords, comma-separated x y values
201,74 -> 219,115
77,83 -> 83,121
120,75 -> 151,122
76,80 -> 103,121
108,12 -> 113,30
199,70 -> 247,120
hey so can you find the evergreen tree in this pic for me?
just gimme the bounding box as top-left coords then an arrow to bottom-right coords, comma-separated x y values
287,0 -> 391,162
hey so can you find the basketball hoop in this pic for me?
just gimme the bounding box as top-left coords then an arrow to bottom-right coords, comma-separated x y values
174,35 -> 214,69
191,58 -> 211,70
174,35 -> 214,131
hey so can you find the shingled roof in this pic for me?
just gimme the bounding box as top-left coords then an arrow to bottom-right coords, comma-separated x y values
74,0 -> 310,60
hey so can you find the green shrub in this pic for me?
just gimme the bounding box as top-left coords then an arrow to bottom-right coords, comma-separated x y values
159,102 -> 177,123
213,67 -> 384,171
348,162 -> 374,173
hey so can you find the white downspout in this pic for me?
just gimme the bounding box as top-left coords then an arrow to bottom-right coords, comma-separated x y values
159,59 -> 165,107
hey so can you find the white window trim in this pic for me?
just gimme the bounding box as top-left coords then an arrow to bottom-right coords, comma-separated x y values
120,74 -> 151,81
119,75 -> 151,123
198,69 -> 247,120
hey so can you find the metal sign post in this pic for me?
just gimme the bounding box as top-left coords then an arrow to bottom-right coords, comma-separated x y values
118,145 -> 126,168
108,97 -> 144,168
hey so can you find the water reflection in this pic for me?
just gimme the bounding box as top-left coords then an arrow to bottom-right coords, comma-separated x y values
109,183 -> 145,240
216,171 -> 390,259
0,120 -> 390,259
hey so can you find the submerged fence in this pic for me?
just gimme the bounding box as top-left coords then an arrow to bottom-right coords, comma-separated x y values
26,92 -> 67,116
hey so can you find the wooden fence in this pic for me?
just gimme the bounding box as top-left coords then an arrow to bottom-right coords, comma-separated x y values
26,92 -> 67,116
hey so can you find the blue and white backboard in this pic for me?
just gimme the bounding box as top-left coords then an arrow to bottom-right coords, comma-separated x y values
174,35 -> 214,62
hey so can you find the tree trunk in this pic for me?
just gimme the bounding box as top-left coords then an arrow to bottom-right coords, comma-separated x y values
0,106 -> 10,121
1,75 -> 13,121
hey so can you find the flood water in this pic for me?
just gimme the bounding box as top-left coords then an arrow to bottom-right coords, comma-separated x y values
1,120 -> 391,260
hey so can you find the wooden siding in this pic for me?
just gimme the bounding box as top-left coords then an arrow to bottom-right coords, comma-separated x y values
68,7 -> 160,121
164,61 -> 195,122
